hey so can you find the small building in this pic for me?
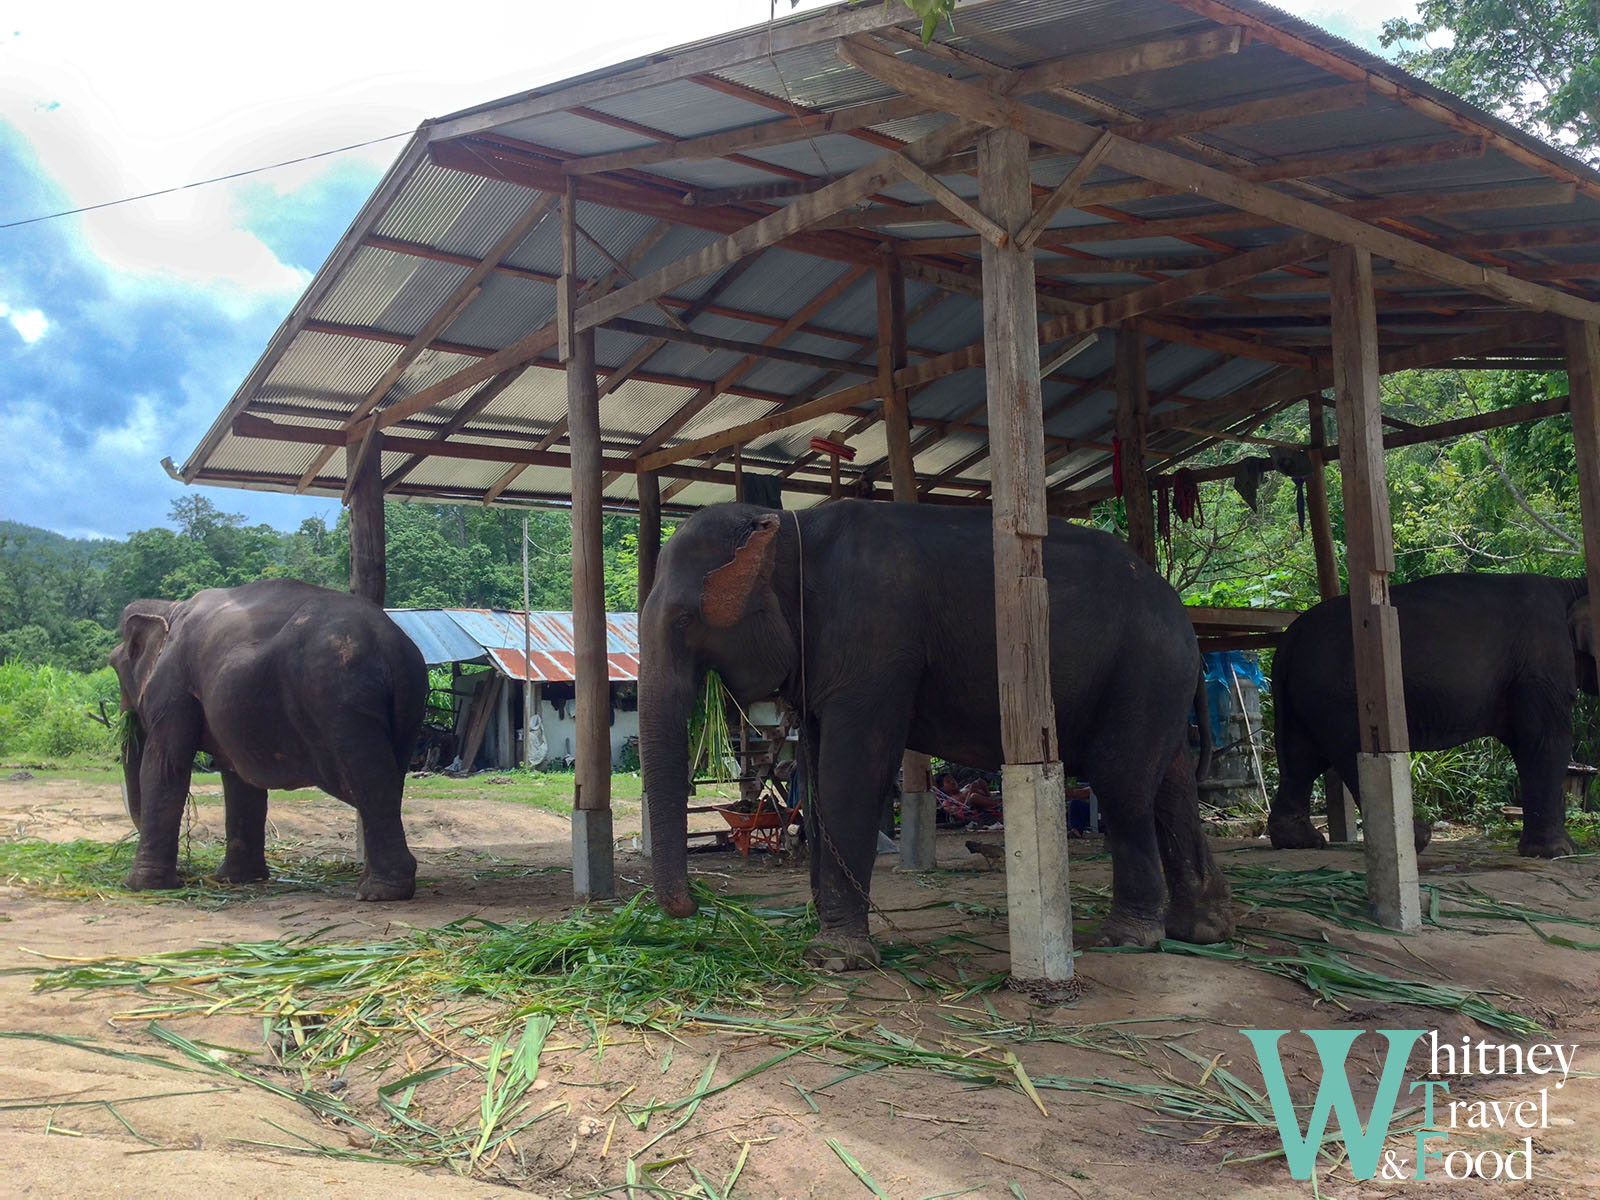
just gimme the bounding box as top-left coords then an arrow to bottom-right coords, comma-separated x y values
386,608 -> 640,770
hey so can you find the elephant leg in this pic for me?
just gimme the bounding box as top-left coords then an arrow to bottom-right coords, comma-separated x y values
1507,712 -> 1578,857
802,710 -> 897,971
216,770 -> 270,884
126,728 -> 198,891
1153,750 -> 1235,944
1267,718 -> 1327,850
1087,750 -> 1169,949
319,742 -> 417,900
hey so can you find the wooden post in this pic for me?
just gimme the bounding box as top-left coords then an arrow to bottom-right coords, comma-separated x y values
638,470 -> 662,609
1564,320 -> 1600,656
1115,323 -> 1158,567
979,126 -> 1073,988
345,443 -> 386,606
877,259 -> 936,870
1329,244 -> 1418,930
1306,398 -> 1359,842
564,178 -> 614,901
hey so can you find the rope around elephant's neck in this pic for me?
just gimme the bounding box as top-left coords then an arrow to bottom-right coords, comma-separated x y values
788,510 -> 906,939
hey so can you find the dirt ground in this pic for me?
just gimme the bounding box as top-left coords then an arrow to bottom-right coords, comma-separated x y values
4,772 -> 1600,1199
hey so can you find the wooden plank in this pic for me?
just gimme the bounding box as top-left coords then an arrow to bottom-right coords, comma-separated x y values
567,325 -> 611,816
1115,324 -> 1158,567
1074,137 -> 1487,208
1566,318 -> 1600,659
1329,245 -> 1407,752
638,470 -> 662,607
572,118 -> 984,336
890,153 -> 1010,246
1112,83 -> 1369,144
1016,134 -> 1116,251
345,441 -> 386,606
878,259 -> 917,502
1052,235 -> 1327,336
1185,605 -> 1299,631
1306,399 -> 1342,601
602,316 -> 877,375
1007,27 -> 1244,95
633,265 -> 870,458
563,95 -> 926,175
836,36 -> 1600,324
980,124 -> 1071,984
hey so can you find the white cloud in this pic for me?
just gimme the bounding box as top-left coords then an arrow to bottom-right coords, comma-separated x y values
1,0 -> 834,302
0,302 -> 49,343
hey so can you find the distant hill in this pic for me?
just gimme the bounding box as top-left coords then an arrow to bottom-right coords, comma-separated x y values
0,521 -> 120,566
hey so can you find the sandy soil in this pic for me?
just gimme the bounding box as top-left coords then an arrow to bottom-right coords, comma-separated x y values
3,772 -> 1600,1199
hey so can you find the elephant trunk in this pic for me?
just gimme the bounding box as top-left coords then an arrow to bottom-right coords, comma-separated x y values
120,730 -> 143,828
639,666 -> 698,918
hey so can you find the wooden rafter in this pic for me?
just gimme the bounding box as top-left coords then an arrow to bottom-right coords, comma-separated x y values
836,38 -> 1600,326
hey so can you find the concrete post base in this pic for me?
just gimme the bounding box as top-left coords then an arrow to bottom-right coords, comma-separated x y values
355,814 -> 366,866
638,794 -> 652,859
1000,761 -> 1074,982
1324,770 -> 1360,843
898,791 -> 937,871
1357,752 -> 1421,930
572,808 -> 615,902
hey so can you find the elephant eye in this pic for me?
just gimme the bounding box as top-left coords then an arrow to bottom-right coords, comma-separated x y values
672,612 -> 693,631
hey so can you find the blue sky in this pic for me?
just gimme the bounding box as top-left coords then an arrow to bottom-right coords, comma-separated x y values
0,0 -> 1411,540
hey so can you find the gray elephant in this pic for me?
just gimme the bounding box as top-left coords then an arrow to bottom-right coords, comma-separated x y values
1268,572 -> 1594,858
110,578 -> 427,898
639,501 -> 1234,969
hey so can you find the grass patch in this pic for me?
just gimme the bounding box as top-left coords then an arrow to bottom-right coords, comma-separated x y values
0,836 -> 362,906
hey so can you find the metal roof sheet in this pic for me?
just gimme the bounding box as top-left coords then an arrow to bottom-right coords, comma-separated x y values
385,608 -> 641,680
180,0 -> 1600,519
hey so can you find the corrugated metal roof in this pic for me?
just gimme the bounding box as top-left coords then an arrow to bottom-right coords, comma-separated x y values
385,608 -> 641,680
181,0 -> 1600,519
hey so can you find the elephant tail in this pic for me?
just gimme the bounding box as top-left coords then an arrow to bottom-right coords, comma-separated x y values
1193,671 -> 1212,782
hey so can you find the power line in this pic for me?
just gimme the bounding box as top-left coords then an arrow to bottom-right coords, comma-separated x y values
0,129 -> 413,231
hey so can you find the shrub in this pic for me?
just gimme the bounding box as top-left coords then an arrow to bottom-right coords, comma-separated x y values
0,662 -> 120,765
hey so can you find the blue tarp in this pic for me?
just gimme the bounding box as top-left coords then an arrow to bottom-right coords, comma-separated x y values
1203,651 -> 1267,743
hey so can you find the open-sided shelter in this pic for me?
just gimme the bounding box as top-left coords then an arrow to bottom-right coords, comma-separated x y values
174,0 -> 1600,987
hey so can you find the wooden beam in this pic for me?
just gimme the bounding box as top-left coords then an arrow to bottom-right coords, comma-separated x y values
836,38 -> 1600,324
381,364 -> 531,491
1008,27 -> 1245,95
632,265 -> 871,459
346,441 -> 386,606
879,258 -> 915,500
638,470 -> 662,607
1112,83 -> 1369,143
1329,242 -> 1418,930
572,118 -> 984,336
1565,319 -> 1600,656
569,319 -> 612,828
1016,134 -> 1115,251
562,94 -> 926,176
1306,398 -> 1342,600
1051,235 -> 1327,337
602,316 -> 877,376
1116,324 -> 1158,567
889,152 -> 1010,246
978,123 -> 1072,986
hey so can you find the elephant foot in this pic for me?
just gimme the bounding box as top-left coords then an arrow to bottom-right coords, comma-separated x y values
803,930 -> 880,971
1518,830 -> 1578,859
1268,812 -> 1327,851
1413,819 -> 1433,855
357,871 -> 416,901
1165,874 -> 1236,945
1095,908 -> 1165,949
214,855 -> 270,885
124,863 -> 182,891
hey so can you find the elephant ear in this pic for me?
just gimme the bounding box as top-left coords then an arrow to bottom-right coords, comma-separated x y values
702,513 -> 782,628
1570,593 -> 1599,695
116,600 -> 176,702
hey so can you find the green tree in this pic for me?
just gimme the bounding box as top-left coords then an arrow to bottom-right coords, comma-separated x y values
1382,0 -> 1600,160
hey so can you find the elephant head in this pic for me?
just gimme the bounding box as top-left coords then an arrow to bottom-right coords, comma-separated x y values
1569,592 -> 1598,695
108,599 -> 176,826
639,506 -> 798,918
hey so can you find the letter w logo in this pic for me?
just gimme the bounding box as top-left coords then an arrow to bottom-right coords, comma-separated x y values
1242,1029 -> 1424,1180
